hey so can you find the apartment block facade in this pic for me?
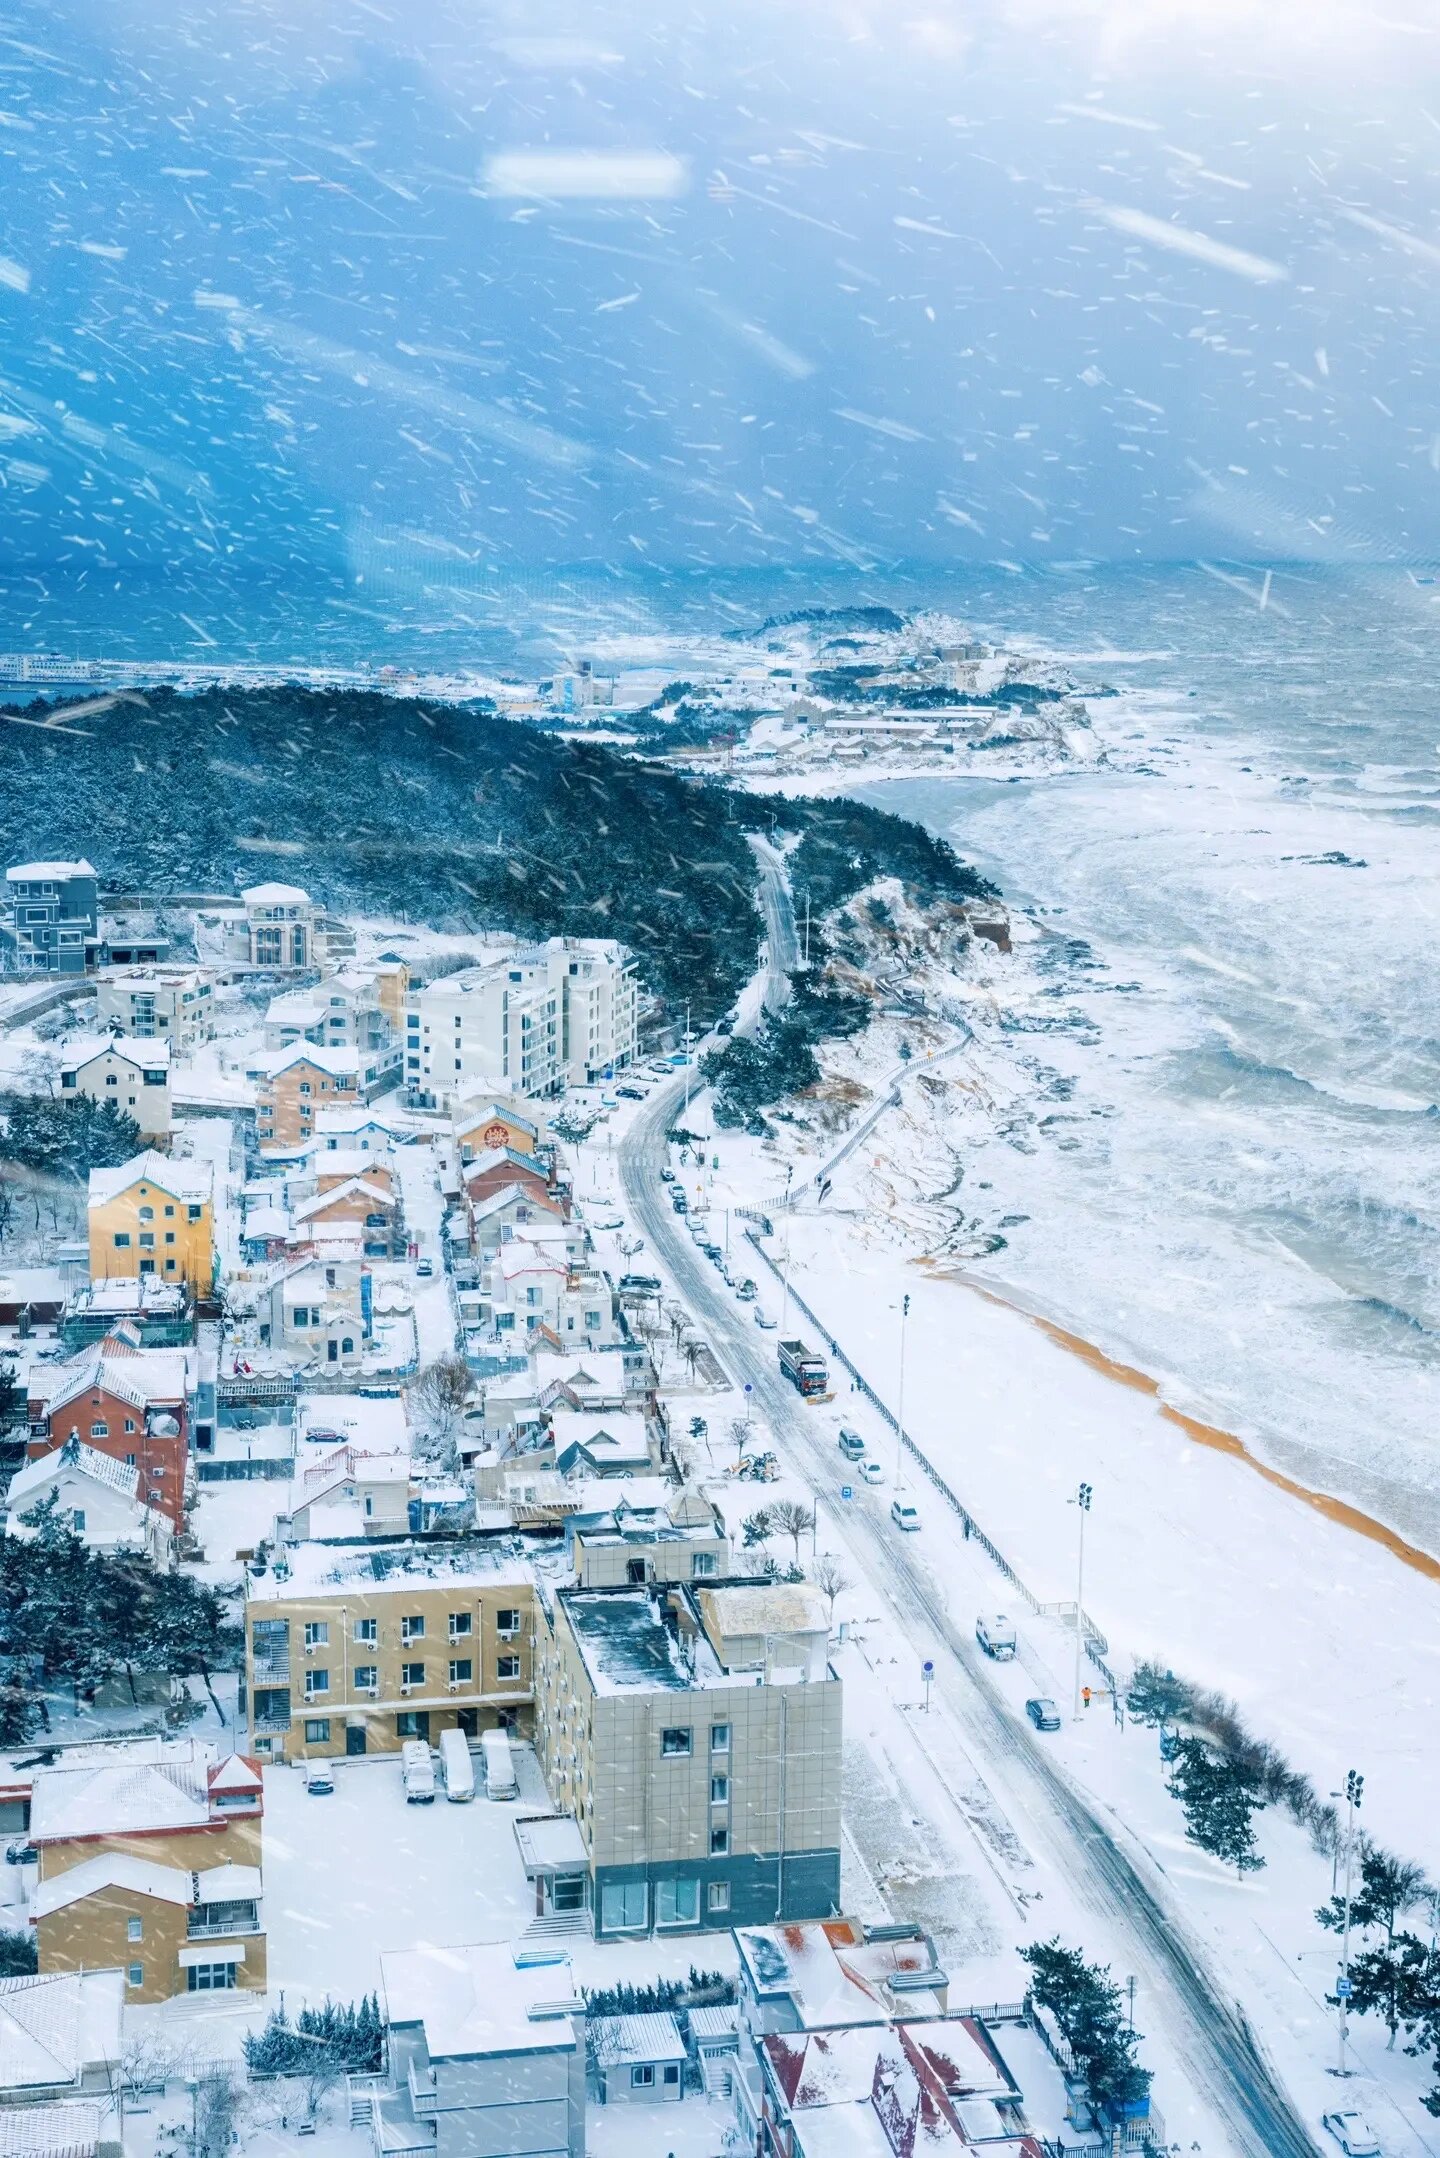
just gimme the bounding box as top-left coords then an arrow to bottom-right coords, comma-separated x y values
252,1044 -> 360,1153
404,938 -> 638,1110
241,883 -> 318,970
244,1545 -> 537,1760
533,1581 -> 842,1941
96,966 -> 215,1050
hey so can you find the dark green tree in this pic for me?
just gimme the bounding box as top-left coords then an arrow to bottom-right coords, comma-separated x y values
0,1096 -> 141,1179
1346,1932 -> 1433,2049
1167,1737 -> 1265,1874
1020,1940 -> 1151,2119
1124,1662 -> 1190,1729
1317,1847 -> 1428,1943
0,1929 -> 36,1976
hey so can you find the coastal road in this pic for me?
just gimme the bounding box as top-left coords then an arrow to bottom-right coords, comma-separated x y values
747,833 -> 800,1009
616,898 -> 1320,2158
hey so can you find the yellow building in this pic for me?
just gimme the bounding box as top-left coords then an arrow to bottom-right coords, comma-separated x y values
246,1542 -> 536,1760
87,1151 -> 215,1295
253,1044 -> 360,1154
28,1742 -> 265,2003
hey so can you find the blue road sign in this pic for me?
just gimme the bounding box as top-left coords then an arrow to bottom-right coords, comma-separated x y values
922,1660 -> 935,1678
1336,1977 -> 1353,1999
840,1485 -> 853,1501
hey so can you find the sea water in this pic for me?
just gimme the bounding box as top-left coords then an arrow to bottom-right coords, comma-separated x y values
867,566 -> 1440,1553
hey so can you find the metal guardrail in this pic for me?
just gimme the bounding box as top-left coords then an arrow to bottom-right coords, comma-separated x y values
743,1229 -> 1118,1696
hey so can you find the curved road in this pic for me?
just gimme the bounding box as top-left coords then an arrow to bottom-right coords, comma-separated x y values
618,868 -> 1319,2158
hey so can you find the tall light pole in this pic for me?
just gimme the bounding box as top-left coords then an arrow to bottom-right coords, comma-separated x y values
779,1162 -> 794,1335
1336,1768 -> 1363,2077
894,1292 -> 911,1489
1072,1482 -> 1092,1718
681,1000 -> 692,1117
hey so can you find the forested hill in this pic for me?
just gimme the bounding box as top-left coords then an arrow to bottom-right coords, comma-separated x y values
0,685 -> 990,1018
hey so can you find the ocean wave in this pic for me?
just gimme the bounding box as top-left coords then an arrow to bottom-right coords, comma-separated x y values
1181,1041 -> 1439,1117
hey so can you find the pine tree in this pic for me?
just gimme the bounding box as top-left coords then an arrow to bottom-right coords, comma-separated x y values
1167,1737 -> 1265,1874
1020,1939 -> 1151,2121
1347,1932 -> 1432,2049
1317,1847 -> 1427,1942
1124,1662 -> 1190,1729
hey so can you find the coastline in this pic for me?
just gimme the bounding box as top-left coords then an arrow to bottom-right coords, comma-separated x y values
943,1263 -> 1440,1587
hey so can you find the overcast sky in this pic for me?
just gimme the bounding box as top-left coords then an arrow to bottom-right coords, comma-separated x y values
3,0 -> 1439,583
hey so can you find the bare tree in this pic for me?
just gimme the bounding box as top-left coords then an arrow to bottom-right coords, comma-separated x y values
812,1554 -> 852,1629
729,1414 -> 754,1467
13,1049 -> 60,1099
407,1353 -> 471,1464
121,2029 -> 181,2098
194,2071 -> 246,2158
771,1500 -> 815,1566
681,1337 -> 704,1384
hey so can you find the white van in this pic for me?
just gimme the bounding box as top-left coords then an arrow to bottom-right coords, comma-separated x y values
439,1727 -> 475,1803
401,1738 -> 436,1804
481,1727 -> 518,1801
975,1613 -> 1017,1661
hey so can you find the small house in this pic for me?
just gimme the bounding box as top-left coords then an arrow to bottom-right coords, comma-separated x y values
589,2013 -> 687,2105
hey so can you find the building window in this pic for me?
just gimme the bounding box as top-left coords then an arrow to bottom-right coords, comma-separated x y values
631,2065 -> 655,2089
448,1612 -> 472,1639
692,1550 -> 718,1579
304,1671 -> 330,1698
354,1665 -> 377,1691
600,1879 -> 648,1933
709,1826 -> 729,1855
396,1711 -> 429,1740
304,1719 -> 331,1744
304,1621 -> 329,1647
401,1615 -> 425,1641
113,1232 -> 131,1248
90,1422 -> 108,1439
660,1727 -> 692,1758
448,1658 -> 473,1685
354,1618 -> 378,1643
127,1918 -> 143,1942
496,1608 -> 521,1636
496,1655 -> 520,1681
707,1880 -> 731,1914
401,1661 -> 425,1687
128,1965 -> 144,1989
710,1724 -> 730,1755
710,1775 -> 729,1804
186,1964 -> 238,1993
655,1876 -> 700,1928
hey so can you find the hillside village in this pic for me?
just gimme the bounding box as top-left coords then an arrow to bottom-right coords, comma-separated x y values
0,855 -> 1122,2158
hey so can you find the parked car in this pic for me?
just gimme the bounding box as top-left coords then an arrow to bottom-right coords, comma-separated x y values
304,1758 -> 336,1796
1322,2113 -> 1381,2158
890,1498 -> 921,1531
672,1193 -> 688,1214
838,1428 -> 866,1461
619,1273 -> 662,1294
617,1085 -> 645,1100
416,1258 -> 434,1278
4,1839 -> 36,1866
1025,1697 -> 1062,1733
701,1243 -> 723,1262
859,1459 -> 884,1484
736,1278 -> 758,1301
660,1168 -> 676,1183
401,1739 -> 436,1804
753,1309 -> 778,1330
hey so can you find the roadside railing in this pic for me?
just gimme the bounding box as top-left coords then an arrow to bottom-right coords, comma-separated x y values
743,1229 -> 1118,1696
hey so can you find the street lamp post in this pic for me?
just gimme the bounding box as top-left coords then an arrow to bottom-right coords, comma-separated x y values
1072,1482 -> 1092,1719
894,1292 -> 911,1489
780,1162 -> 794,1335
1335,1768 -> 1364,2076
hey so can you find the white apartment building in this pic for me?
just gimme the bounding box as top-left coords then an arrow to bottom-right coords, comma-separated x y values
96,967 -> 215,1051
403,939 -> 637,1111
59,1037 -> 172,1141
241,884 -> 318,971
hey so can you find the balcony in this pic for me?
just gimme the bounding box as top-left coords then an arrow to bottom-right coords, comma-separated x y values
188,1902 -> 261,1939
187,1916 -> 263,1940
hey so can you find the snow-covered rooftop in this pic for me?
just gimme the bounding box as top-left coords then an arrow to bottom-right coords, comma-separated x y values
87,1151 -> 212,1208
0,1972 -> 123,2094
560,1586 -> 728,1695
59,1035 -> 171,1074
381,1943 -> 580,2058
246,1537 -> 532,1602
589,2013 -> 686,2070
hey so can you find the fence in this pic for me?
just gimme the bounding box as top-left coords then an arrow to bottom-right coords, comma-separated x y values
744,1230 -> 1118,1696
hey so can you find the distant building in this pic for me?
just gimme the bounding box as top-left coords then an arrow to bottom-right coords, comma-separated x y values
2,861 -> 99,975
751,2017 -> 1041,2158
96,966 -> 215,1050
404,938 -> 637,1110
87,1151 -> 215,1295
379,1942 -> 585,2158
0,1971 -> 124,2105
533,1579 -> 842,1940
241,883 -> 318,970
59,1037 -> 172,1143
250,1044 -> 360,1154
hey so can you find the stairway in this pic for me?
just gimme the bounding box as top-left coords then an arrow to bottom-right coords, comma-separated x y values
520,1907 -> 593,1942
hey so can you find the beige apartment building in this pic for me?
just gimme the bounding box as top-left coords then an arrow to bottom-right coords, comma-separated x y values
97,966 -> 216,1050
245,1542 -> 536,1760
251,1043 -> 360,1154
60,1037 -> 172,1142
533,1579 -> 842,1941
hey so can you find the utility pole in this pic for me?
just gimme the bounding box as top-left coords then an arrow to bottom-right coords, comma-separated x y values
682,1000 -> 692,1117
894,1292 -> 911,1489
1336,1768 -> 1363,2076
1072,1482 -> 1092,1718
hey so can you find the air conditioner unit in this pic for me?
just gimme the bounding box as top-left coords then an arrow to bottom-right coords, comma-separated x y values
304,1644 -> 317,1657
400,1683 -> 416,1697
446,1682 -> 462,1694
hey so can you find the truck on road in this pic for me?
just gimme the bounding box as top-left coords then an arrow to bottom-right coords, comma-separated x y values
975,1613 -> 1017,1660
778,1337 -> 829,1399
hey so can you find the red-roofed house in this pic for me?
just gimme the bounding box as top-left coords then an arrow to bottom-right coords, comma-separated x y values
26,1332 -> 193,1529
